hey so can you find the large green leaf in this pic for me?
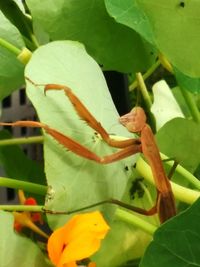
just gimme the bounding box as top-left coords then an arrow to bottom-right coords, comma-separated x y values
156,118 -> 200,173
0,10 -> 25,99
0,211 -> 52,267
106,0 -> 200,77
104,0 -> 155,45
25,40 -> 136,228
140,198 -> 200,267
26,0 -> 156,73
135,0 -> 200,77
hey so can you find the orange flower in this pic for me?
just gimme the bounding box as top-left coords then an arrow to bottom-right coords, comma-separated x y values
13,190 -> 48,239
48,211 -> 110,267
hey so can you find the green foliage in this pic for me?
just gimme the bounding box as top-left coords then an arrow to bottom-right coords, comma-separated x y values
26,0 -> 156,73
0,9 -> 24,99
0,211 -> 52,267
0,1 -> 199,267
157,118 -> 200,172
106,0 -> 200,77
140,198 -> 200,267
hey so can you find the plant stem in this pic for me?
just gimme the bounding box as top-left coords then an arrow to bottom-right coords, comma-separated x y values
0,204 -> 44,212
179,87 -> 200,123
129,60 -> 161,91
0,136 -> 44,146
115,208 -> 156,235
136,72 -> 156,132
136,156 -> 200,205
136,72 -> 153,110
0,204 -> 157,235
160,153 -> 200,190
0,38 -> 21,55
0,177 -> 47,195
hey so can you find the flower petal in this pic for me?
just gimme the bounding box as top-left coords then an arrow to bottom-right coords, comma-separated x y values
48,211 -> 110,267
60,232 -> 101,264
62,211 -> 110,244
48,226 -> 66,266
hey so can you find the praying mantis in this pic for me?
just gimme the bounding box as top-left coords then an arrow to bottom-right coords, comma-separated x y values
0,78 -> 176,223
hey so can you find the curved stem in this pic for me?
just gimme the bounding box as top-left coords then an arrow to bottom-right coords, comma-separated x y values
0,38 -> 21,55
179,87 -> 200,123
0,136 -> 44,146
0,177 -> 47,195
136,156 -> 200,205
129,60 -> 161,91
115,208 -> 156,235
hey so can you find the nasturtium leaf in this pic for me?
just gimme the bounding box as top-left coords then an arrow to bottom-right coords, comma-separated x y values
135,0 -> 200,77
156,118 -> 200,173
0,211 -> 51,267
0,10 -> 24,99
26,0 -> 156,73
174,67 -> 200,94
25,40 -> 135,228
140,198 -> 200,267
0,0 -> 33,46
104,0 -> 155,45
151,80 -> 184,130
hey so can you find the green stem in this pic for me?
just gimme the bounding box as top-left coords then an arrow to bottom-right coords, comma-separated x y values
0,204 -> 44,212
0,38 -> 21,55
136,156 -> 200,205
0,177 -> 47,195
136,72 -> 152,110
0,204 -> 157,235
136,72 -> 156,132
115,208 -> 156,235
129,60 -> 161,91
0,136 -> 44,146
160,153 -> 200,190
179,87 -> 200,123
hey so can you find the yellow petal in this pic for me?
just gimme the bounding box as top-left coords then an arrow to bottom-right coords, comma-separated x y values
63,211 -> 110,244
48,211 -> 110,267
47,226 -> 66,265
60,232 -> 101,264
88,262 -> 96,267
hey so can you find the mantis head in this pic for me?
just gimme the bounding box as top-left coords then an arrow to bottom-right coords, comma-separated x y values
119,106 -> 146,133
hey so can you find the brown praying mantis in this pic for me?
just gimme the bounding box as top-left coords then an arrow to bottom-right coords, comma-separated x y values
0,78 -> 176,223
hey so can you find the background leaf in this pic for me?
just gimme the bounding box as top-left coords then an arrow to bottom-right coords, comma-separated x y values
140,198 -> 200,267
135,0 -> 200,77
25,40 -> 136,229
0,10 -> 24,99
105,0 -> 155,45
0,211 -> 52,267
174,67 -> 200,94
26,0 -> 156,73
156,118 -> 200,173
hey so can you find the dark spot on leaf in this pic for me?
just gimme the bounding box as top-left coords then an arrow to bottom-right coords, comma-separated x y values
179,1 -> 185,7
